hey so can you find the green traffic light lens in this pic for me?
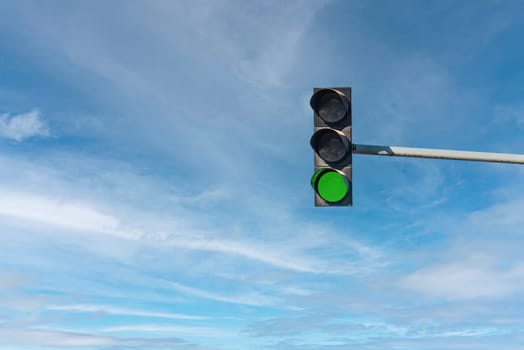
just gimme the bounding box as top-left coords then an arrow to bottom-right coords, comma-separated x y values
311,169 -> 349,203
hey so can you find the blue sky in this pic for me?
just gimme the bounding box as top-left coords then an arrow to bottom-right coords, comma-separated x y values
2,0 -> 524,349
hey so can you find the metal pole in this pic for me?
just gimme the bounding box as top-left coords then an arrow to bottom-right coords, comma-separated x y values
353,144 -> 524,164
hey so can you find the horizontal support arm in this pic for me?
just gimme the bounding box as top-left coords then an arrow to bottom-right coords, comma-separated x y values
352,144 -> 524,164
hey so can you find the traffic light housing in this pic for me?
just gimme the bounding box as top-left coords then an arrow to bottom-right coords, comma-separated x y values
310,87 -> 352,206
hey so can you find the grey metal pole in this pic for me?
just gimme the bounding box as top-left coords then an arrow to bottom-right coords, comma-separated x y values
353,144 -> 524,164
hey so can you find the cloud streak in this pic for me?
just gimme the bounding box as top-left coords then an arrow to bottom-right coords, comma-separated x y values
0,110 -> 49,141
0,189 -> 126,237
0,185 -> 372,275
48,304 -> 209,320
399,261 -> 524,300
0,328 -> 198,349
167,281 -> 278,307
103,324 -> 237,338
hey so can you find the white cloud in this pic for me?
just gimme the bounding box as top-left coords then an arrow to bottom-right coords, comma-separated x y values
399,260 -> 524,300
0,270 -> 32,291
1,295 -> 52,313
0,185 -> 370,275
0,328 -> 193,348
0,190 -> 127,237
437,328 -> 504,337
0,110 -> 49,141
48,304 -> 208,320
396,194 -> 524,301
0,189 -> 325,273
167,281 -> 278,307
164,234 -> 339,275
466,197 -> 524,235
280,286 -> 313,297
103,324 -> 237,337
0,328 -> 119,347
221,1 -> 329,87
4,1 -> 328,101
122,1 -> 330,88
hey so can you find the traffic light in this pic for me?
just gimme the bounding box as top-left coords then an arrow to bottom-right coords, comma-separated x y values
310,87 -> 352,206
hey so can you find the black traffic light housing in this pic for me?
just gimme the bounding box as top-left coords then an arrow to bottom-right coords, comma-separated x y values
310,87 -> 352,206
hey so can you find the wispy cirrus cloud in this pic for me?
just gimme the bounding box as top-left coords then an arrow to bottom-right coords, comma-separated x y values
103,324 -> 238,338
0,328 -> 119,347
0,189 -> 126,237
164,234 -> 343,275
0,327 -> 199,349
0,179 -> 378,276
0,188 -> 313,273
399,260 -> 524,300
397,193 -> 524,300
466,196 -> 524,236
0,270 -> 32,291
0,110 -> 49,141
48,304 -> 209,320
167,281 -> 279,307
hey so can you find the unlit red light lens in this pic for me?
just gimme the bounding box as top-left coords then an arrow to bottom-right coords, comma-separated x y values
313,91 -> 347,124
